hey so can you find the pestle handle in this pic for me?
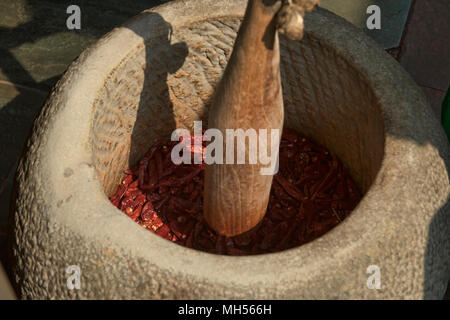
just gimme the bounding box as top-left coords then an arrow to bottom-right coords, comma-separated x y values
203,0 -> 319,236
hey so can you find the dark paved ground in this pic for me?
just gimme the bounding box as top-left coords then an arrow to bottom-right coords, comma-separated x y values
320,0 -> 413,49
0,0 -> 448,299
398,0 -> 450,119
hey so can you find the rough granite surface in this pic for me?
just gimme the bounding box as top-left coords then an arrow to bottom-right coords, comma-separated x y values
7,0 -> 450,299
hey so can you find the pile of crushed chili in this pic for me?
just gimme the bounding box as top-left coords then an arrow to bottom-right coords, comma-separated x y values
109,128 -> 361,255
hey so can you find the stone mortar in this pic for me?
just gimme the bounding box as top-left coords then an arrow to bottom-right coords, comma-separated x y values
7,0 -> 450,299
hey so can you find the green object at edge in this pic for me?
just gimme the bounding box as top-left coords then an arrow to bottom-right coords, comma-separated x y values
442,86 -> 450,142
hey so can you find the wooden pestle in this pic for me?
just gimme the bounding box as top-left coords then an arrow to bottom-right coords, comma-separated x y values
203,0 -> 318,236
203,0 -> 283,237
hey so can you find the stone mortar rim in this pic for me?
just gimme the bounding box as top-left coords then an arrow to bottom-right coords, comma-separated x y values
35,0 -> 449,288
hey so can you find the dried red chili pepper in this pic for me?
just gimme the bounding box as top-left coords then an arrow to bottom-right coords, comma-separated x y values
274,174 -> 305,201
109,129 -> 362,255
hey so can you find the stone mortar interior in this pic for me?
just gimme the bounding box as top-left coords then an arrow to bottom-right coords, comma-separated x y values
90,17 -> 385,204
